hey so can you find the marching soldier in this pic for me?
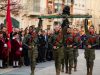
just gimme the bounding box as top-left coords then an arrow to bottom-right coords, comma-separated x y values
64,27 -> 74,74
52,25 -> 63,75
73,28 -> 81,71
61,52 -> 65,72
23,26 -> 38,75
84,25 -> 98,75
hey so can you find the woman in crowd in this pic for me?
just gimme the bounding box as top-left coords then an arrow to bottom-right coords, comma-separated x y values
11,32 -> 22,68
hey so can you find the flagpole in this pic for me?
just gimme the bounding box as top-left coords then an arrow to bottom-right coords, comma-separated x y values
6,0 -> 12,34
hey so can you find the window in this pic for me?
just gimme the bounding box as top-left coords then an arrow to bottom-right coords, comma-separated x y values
33,0 -> 40,12
47,0 -> 54,14
47,25 -> 51,30
67,0 -> 74,4
67,0 -> 71,3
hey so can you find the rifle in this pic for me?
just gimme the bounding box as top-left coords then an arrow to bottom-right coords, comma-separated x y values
36,18 -> 43,34
84,19 -> 89,35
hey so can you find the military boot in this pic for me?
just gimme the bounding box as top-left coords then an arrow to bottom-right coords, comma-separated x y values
31,71 -> 34,75
69,67 -> 72,74
65,66 -> 68,73
87,71 -> 90,75
87,67 -> 90,75
90,65 -> 93,75
56,69 -> 60,75
90,72 -> 92,75
30,68 -> 35,75
89,62 -> 94,75
74,64 -> 77,72
65,68 -> 68,73
61,67 -> 64,72
61,63 -> 64,72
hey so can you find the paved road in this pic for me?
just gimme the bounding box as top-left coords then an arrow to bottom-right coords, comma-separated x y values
0,49 -> 100,75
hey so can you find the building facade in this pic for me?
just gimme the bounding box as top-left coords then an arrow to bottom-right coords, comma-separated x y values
0,0 -> 100,33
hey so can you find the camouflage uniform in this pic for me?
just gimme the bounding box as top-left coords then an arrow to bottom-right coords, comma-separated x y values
64,33 -> 74,74
84,34 -> 98,75
73,34 -> 81,71
84,19 -> 98,75
61,49 -> 65,72
23,33 -> 38,75
52,32 -> 64,75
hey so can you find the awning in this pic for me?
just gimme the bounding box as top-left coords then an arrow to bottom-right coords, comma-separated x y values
29,14 -> 92,19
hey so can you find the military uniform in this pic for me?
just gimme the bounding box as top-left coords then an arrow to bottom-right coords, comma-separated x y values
52,32 -> 64,75
64,33 -> 74,74
73,33 -> 81,71
61,49 -> 65,72
84,33 -> 98,75
23,32 -> 38,75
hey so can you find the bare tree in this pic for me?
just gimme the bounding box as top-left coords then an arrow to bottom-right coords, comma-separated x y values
0,0 -> 23,16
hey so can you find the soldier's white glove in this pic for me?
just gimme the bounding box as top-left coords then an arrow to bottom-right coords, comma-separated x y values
33,45 -> 34,48
4,44 -> 7,48
74,46 -> 77,48
87,45 -> 91,48
8,38 -> 10,40
53,46 -> 58,49
19,47 -> 23,51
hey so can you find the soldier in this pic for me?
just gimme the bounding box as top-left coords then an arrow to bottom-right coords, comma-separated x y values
64,27 -> 74,74
52,25 -> 63,75
73,28 -> 81,71
84,26 -> 98,75
23,26 -> 38,75
61,50 -> 65,72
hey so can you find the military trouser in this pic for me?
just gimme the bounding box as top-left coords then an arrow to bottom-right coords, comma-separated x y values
84,49 -> 95,62
61,56 -> 64,72
64,47 -> 74,74
61,49 -> 65,72
84,49 -> 95,75
28,46 -> 38,75
53,47 -> 64,75
73,49 -> 79,71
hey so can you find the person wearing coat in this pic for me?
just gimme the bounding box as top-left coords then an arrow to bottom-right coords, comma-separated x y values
11,32 -> 22,68
0,31 -> 8,68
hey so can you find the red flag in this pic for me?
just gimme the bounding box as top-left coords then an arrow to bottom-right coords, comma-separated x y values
6,0 -> 12,34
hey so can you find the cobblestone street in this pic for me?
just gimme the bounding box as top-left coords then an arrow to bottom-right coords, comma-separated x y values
0,49 -> 100,75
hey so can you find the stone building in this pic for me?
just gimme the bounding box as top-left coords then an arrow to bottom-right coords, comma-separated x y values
0,0 -> 100,33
